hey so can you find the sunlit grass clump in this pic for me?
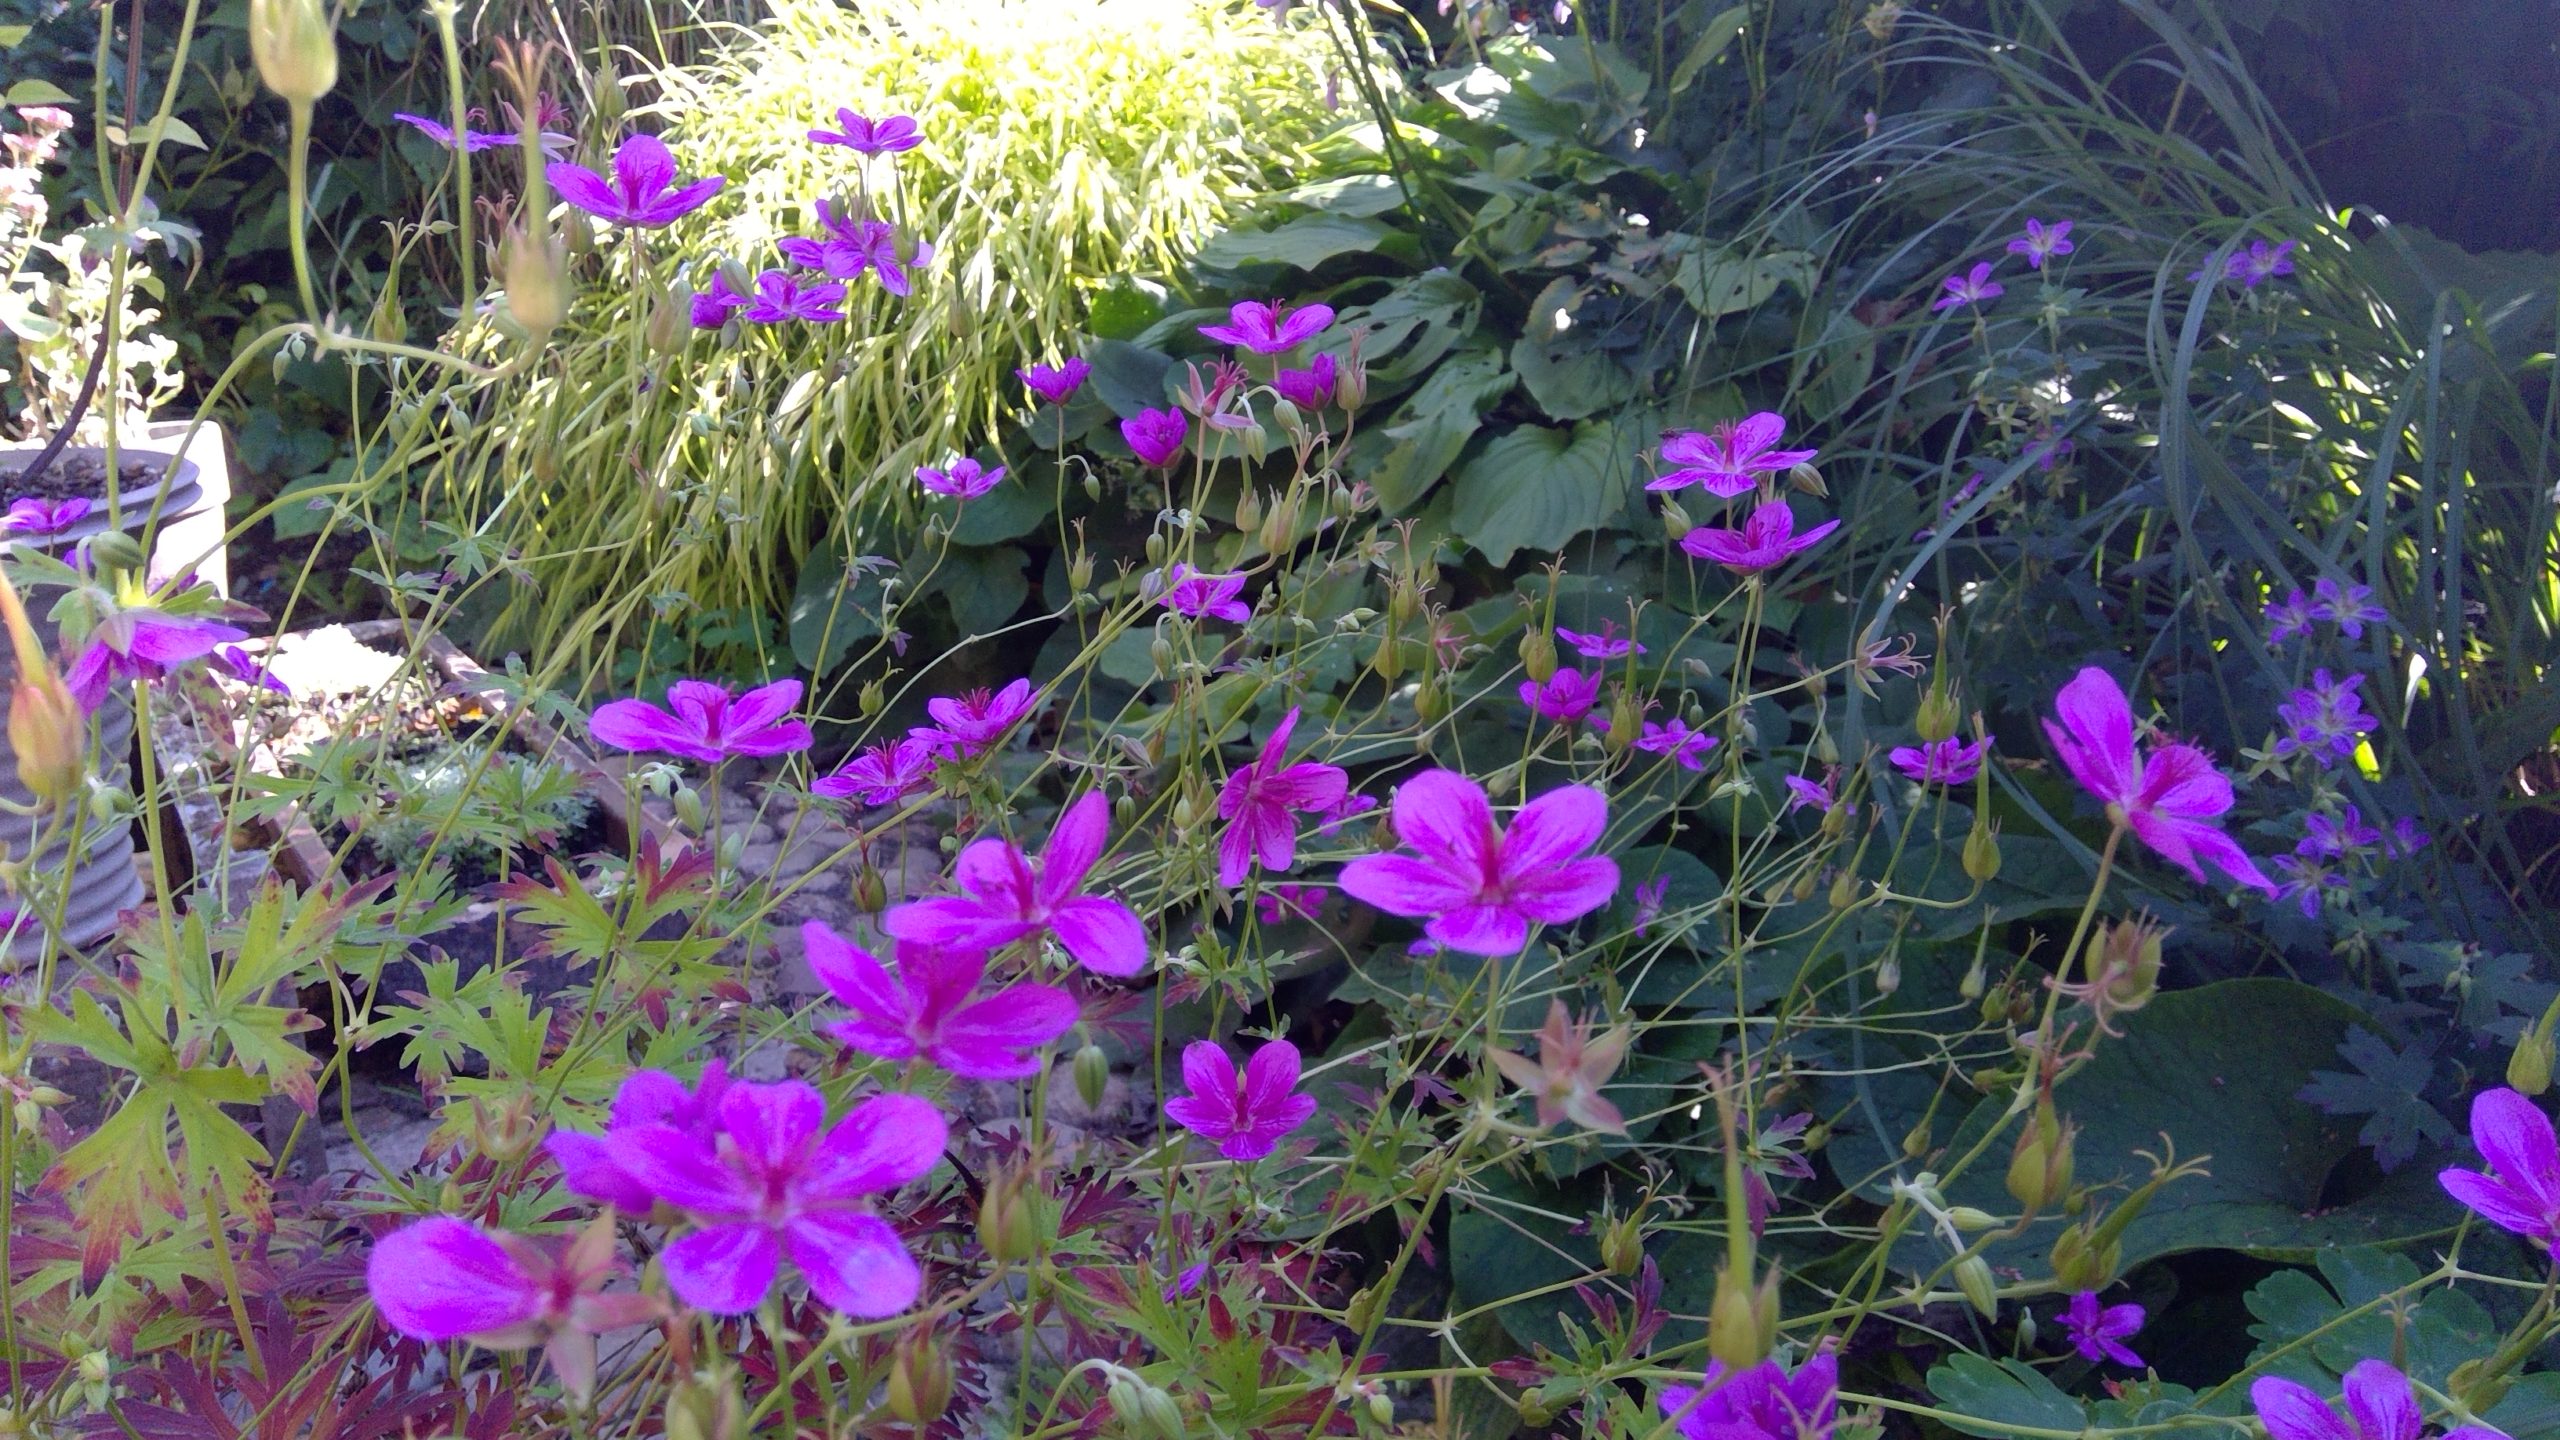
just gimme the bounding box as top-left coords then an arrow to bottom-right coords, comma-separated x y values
452,0 -> 1336,665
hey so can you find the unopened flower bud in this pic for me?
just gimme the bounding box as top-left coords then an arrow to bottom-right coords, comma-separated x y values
1954,1254 -> 1998,1318
1660,497 -> 1694,541
1518,628 -> 1558,684
1601,1212 -> 1645,1276
1413,678 -> 1448,725
87,531 -> 145,573
1366,1391 -> 1396,1427
853,865 -> 888,914
977,1168 -> 1039,1264
2509,1029 -> 2554,1097
1789,462 -> 1827,497
857,680 -> 886,717
1948,1206 -> 2002,1232
1963,816 -> 2001,883
78,1350 -> 110,1384
671,786 -> 706,833
1114,794 -> 1138,828
1827,870 -> 1859,911
645,286 -> 690,355
1234,488 -> 1265,535
2448,1359 -> 2514,1415
2005,1096 -> 2075,1214
1074,1043 -> 1110,1110
1959,951 -> 1988,1000
249,0 -> 337,104
1144,532 -> 1166,567
1083,474 -> 1104,503
1605,691 -> 1640,756
886,1331 -> 953,1425
1339,330 -> 1369,412
502,222 -> 572,339
0,571 -> 81,806
1707,1264 -> 1773,1368
1389,581 -> 1421,626
1915,682 -> 1960,744
2049,1220 -> 2120,1293
1258,489 -> 1301,556
1149,636 -> 1175,679
1874,952 -> 1901,995
1901,1116 -> 1932,1158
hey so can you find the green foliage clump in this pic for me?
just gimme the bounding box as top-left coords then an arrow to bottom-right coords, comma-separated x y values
450,0 -> 1341,668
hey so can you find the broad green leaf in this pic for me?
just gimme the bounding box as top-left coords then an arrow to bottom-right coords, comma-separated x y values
2244,1247 -> 2501,1390
935,544 -> 1031,635
1085,274 -> 1167,341
1086,338 -> 1176,416
1195,213 -> 1393,272
102,116 -> 209,150
1448,419 -> 1642,565
1670,5 -> 1750,93
0,25 -> 32,47
1923,1355 -> 2090,1439
1511,333 -> 1638,421
786,548 -> 886,672
3,79 -> 74,106
1360,344 -> 1512,513
1672,242 -> 1815,319
1271,173 -> 1411,219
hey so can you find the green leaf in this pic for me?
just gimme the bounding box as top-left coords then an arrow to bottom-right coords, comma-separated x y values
1672,242 -> 1816,319
1923,1355 -> 2090,1439
1915,980 -> 2459,1275
786,549 -> 886,672
102,116 -> 209,150
1272,173 -> 1411,219
1086,338 -> 1176,416
1085,274 -> 1167,342
1448,419 -> 1642,565
3,80 -> 75,106
2244,1247 -> 2500,1391
1670,5 -> 1750,93
1195,213 -> 1394,272
935,545 -> 1030,635
0,25 -> 32,47
1511,332 -> 1637,421
1359,345 -> 1512,513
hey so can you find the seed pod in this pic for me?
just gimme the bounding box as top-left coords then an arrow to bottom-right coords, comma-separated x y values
501,223 -> 572,339
1518,628 -> 1558,684
1601,1212 -> 1645,1276
853,866 -> 888,914
1963,816 -> 2002,883
2509,1030 -> 2554,1097
1234,488 -> 1265,535
976,1169 -> 1039,1264
1074,1044 -> 1110,1110
2006,1096 -> 2075,1213
886,1331 -> 953,1425
1706,1265 -> 1769,1369
1660,496 -> 1693,541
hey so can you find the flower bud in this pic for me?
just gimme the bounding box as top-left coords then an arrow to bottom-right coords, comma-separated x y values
78,1349 -> 111,1384
1601,1212 -> 1645,1276
502,222 -> 572,340
369,264 -> 407,345
591,53 -> 626,127
1144,532 -> 1166,567
1413,678 -> 1448,725
1149,636 -> 1175,679
1074,1043 -> 1110,1110
1789,462 -> 1827,497
1915,681 -> 1960,744
1114,794 -> 1138,828
1234,488 -> 1265,536
2049,1219 -> 2120,1293
1827,870 -> 1859,911
1959,951 -> 1988,1000
977,1167 -> 1040,1264
664,1370 -> 744,1440
2005,1095 -> 2075,1214
1954,1254 -> 1999,1319
1901,1116 -> 1932,1158
1083,474 -> 1104,503
1660,497 -> 1693,541
1366,1391 -> 1395,1427
2508,1029 -> 2554,1097
1963,816 -> 2001,883
1518,628 -> 1558,684
249,0 -> 337,104
1258,489 -> 1302,557
886,1330 -> 953,1425
1338,329 -> 1369,412
1874,952 -> 1901,995
645,286 -> 690,356
671,786 -> 706,833
1706,1264 -> 1774,1369
1947,1206 -> 2002,1232
1604,690 -> 1640,756
853,865 -> 888,914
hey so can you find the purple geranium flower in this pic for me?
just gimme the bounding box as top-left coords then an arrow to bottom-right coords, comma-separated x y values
392,112 -> 516,152
1651,413 -> 1818,498
2267,588 -> 2320,645
2301,806 -> 2382,858
1519,667 -> 1602,725
1122,407 -> 1188,468
1152,564 -> 1251,624
2271,852 -> 2350,919
883,792 -> 1149,977
1255,883 -> 1326,924
917,458 -> 1005,499
1890,734 -> 1990,787
1677,499 -> 1842,575
1337,770 -> 1619,956
805,921 -> 1078,1080
1216,706 -> 1348,889
1555,621 -> 1643,660
2006,218 -> 2075,269
1272,353 -> 1337,411
1783,770 -> 1849,817
547,1063 -> 734,1213
1634,718 -> 1719,771
2061,1290 -> 2144,1367
65,604 -> 248,712
215,644 -> 289,697
912,678 -> 1039,758
807,109 -> 921,154
1199,300 -> 1333,354
603,1081 -> 945,1315
1659,1352 -> 1838,1440
1163,1038 -> 1319,1161
2,496 -> 90,536
2233,239 -> 2297,288
2254,1359 -> 2506,1440
548,133 -> 725,227
2045,667 -> 2274,894
688,270 -> 749,329
740,269 -> 846,324
2273,668 -> 2376,768
2438,1087 -> 2560,1247
1019,358 -> 1091,406
1934,261 -> 2004,312
813,738 -> 936,809
365,1216 -> 654,1402
589,678 -> 813,765
2311,578 -> 2388,638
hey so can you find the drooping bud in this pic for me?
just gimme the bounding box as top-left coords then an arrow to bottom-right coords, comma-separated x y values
976,1166 -> 1040,1264
1947,1205 -> 2002,1232
2511,995 -> 2560,1096
1518,628 -> 1558,684
502,221 -> 572,340
2005,1094 -> 2076,1214
0,572 -> 80,808
1963,815 -> 2002,883
1074,1043 -> 1110,1111
1953,1253 -> 1999,1319
644,285 -> 689,355
1234,488 -> 1265,536
1601,1211 -> 1645,1276
1659,496 -> 1693,541
249,0 -> 337,105
1789,461 -> 1827,497
87,531 -> 145,574
885,1330 -> 953,1425
853,865 -> 888,914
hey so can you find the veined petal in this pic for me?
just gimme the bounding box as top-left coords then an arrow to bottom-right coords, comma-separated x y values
1049,895 -> 1150,977
611,133 -> 676,203
546,162 -> 622,219
2048,668 -> 2138,803
545,1131 -> 656,1213
784,1211 -> 921,1317
939,986 -> 1080,1068
800,921 -> 908,1024
2340,1360 -> 2422,1440
2469,1088 -> 2560,1219
1507,855 -> 1622,925
2137,743 -> 2236,822
1241,1039 -> 1303,1118
589,699 -> 696,759
1390,770 -> 1498,879
1038,792 -> 1113,900
882,895 -> 1033,953
660,1224 -> 778,1314
953,836 -> 1038,917
1426,903 -> 1530,956
366,1217 -> 544,1342
1500,784 -> 1609,879
2251,1377 -> 2355,1440
2439,1169 -> 2553,1238
605,1123 -> 754,1218
719,1081 -> 826,1181
806,1092 -> 948,1199
1338,854 -> 1479,918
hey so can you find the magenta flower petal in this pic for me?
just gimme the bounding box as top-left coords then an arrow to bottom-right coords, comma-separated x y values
806,1093 -> 948,1199
660,1223 -> 780,1314
2252,1378 -> 2358,1440
366,1217 -> 543,1342
1425,904 -> 1529,956
783,1212 -> 923,1317
2339,1360 -> 2423,1440
546,161 -> 620,217
545,1131 -> 657,1212
933,986 -> 1080,1079
2044,667 -> 2138,802
1337,853 -> 1481,918
2470,1088 -> 2560,1214
1048,896 -> 1149,977
1502,785 -> 1607,875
